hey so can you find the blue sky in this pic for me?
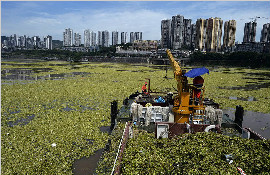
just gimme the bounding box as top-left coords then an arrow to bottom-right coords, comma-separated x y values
1,1 -> 270,43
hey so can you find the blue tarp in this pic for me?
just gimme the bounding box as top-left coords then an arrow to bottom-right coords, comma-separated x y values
155,96 -> 165,103
184,67 -> 209,78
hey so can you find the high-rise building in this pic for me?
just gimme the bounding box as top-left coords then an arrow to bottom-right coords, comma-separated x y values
161,15 -> 192,49
7,34 -> 18,47
130,32 -> 134,43
171,15 -> 185,50
134,32 -> 142,40
98,31 -> 109,47
18,35 -> 26,47
63,28 -> 73,46
84,29 -> 91,47
223,20 -> 237,48
195,18 -> 207,51
90,31 -> 96,46
195,17 -> 223,52
191,24 -> 197,49
13,34 -> 17,47
161,19 -> 171,49
121,32 -> 127,44
98,31 -> 102,46
112,31 -> 119,45
103,30 -> 109,47
26,37 -> 33,48
74,33 -> 81,46
243,22 -> 257,43
33,36 -> 41,48
45,35 -> 52,50
183,19 -> 192,47
260,23 -> 270,43
205,17 -> 223,52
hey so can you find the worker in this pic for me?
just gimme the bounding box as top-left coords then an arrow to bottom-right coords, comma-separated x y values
141,82 -> 148,95
193,76 -> 204,99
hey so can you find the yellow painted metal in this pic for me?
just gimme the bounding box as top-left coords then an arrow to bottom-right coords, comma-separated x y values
174,114 -> 190,123
180,92 -> 190,107
166,49 -> 207,124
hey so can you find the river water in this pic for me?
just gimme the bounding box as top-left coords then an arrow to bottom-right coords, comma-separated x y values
222,108 -> 270,139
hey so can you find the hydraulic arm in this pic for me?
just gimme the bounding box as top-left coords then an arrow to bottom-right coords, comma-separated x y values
166,49 -> 191,123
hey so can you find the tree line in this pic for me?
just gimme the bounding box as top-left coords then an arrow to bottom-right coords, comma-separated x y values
189,51 -> 270,68
2,47 -> 270,68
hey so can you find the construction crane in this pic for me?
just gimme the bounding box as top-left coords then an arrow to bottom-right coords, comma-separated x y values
249,16 -> 261,23
248,16 -> 269,23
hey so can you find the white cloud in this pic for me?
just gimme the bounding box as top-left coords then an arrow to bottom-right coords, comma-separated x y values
1,1 -> 269,43
27,17 -> 61,25
32,8 -> 169,41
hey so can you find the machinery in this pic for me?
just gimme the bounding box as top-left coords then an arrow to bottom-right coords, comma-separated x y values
112,49 -> 264,140
123,49 -> 224,138
108,51 -> 266,175
166,49 -> 207,124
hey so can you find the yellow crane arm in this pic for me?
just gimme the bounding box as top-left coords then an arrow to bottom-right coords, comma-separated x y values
166,49 -> 182,79
166,49 -> 183,99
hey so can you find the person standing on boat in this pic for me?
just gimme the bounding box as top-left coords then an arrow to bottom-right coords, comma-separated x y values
142,82 -> 148,95
193,76 -> 204,99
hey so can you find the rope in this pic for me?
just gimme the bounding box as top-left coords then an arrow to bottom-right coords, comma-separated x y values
111,122 -> 128,175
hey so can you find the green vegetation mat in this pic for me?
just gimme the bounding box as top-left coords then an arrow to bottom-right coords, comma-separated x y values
95,122 -> 126,175
122,132 -> 270,174
1,60 -> 270,174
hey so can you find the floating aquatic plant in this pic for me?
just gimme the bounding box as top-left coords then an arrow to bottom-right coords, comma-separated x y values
121,132 -> 270,174
1,60 -> 270,174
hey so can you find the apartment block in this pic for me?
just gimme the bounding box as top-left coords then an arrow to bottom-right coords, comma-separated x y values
195,18 -> 207,51
90,31 -> 96,46
161,19 -> 171,49
183,19 -> 192,47
205,17 -> 223,52
33,36 -> 41,48
103,31 -> 110,47
260,23 -> 270,43
84,29 -> 91,47
130,32 -> 134,43
191,24 -> 197,49
63,28 -> 73,46
169,15 -> 193,50
98,30 -> 109,47
45,35 -> 52,50
121,32 -> 127,44
223,20 -> 237,48
26,37 -> 33,48
98,31 -> 102,46
112,31 -> 119,45
74,33 -> 81,46
18,35 -> 26,47
171,15 -> 185,50
243,22 -> 257,43
195,17 -> 223,52
134,32 -> 142,40
11,34 -> 17,47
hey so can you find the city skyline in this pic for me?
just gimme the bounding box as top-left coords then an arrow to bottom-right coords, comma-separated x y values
1,1 -> 270,43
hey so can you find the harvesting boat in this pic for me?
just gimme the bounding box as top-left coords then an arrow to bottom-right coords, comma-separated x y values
111,49 -> 264,140
107,49 -> 266,174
